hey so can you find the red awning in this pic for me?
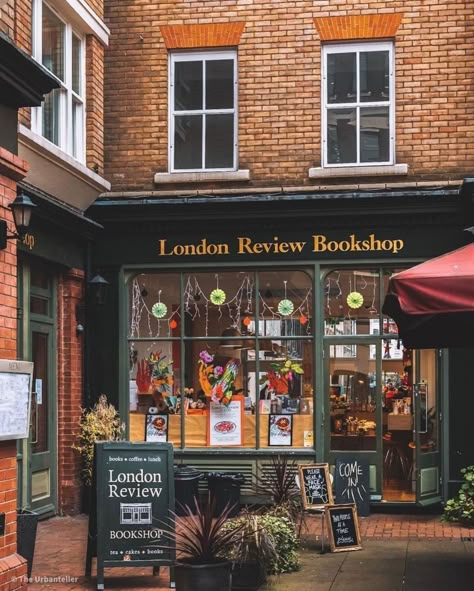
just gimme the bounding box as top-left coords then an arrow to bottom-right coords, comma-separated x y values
382,244 -> 474,348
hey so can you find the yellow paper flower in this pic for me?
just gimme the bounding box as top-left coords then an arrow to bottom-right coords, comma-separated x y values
347,291 -> 364,309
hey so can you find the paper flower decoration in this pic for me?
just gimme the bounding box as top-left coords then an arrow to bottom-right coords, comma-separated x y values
210,288 -> 226,305
347,291 -> 364,309
152,302 -> 168,318
278,299 -> 294,316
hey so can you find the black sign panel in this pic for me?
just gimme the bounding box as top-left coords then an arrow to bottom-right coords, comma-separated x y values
335,457 -> 370,517
86,442 -> 175,590
298,463 -> 334,509
325,504 -> 362,553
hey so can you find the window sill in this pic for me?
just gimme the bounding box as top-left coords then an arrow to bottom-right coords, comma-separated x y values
308,164 -> 408,179
154,170 -> 250,184
18,124 -> 110,211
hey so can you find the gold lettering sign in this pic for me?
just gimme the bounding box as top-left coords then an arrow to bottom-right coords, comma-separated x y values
21,233 -> 35,250
158,234 -> 404,257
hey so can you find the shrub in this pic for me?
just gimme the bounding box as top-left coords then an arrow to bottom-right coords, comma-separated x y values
442,465 -> 474,525
72,394 -> 125,486
258,509 -> 300,575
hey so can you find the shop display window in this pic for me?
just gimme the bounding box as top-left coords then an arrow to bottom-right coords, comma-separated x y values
127,270 -> 314,449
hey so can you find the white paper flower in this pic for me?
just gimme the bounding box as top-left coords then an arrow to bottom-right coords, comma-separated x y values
152,302 -> 168,318
278,299 -> 294,316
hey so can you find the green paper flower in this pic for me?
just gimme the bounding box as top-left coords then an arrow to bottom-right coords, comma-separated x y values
152,302 -> 168,318
278,299 -> 294,316
347,291 -> 364,309
210,288 -> 226,306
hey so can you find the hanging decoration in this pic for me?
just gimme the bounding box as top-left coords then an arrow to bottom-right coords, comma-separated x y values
169,319 -> 178,329
299,314 -> 308,325
277,280 -> 294,316
151,290 -> 168,318
243,316 -> 251,326
347,291 -> 364,309
210,288 -> 226,306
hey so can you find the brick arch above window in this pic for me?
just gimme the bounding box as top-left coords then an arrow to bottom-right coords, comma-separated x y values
313,13 -> 403,41
159,22 -> 246,49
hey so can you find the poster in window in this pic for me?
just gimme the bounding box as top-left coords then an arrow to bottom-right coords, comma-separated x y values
145,414 -> 168,442
207,395 -> 244,446
268,414 -> 293,446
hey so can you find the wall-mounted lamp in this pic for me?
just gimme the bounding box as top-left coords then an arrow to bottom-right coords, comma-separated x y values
0,192 -> 36,250
88,273 -> 109,305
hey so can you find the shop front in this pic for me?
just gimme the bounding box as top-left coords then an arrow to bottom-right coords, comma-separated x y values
88,188 -> 470,506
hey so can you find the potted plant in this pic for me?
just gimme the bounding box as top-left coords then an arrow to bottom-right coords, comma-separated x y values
161,495 -> 246,591
72,394 -> 125,512
222,509 -> 277,591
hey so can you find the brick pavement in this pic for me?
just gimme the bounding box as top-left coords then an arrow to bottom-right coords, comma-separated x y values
23,512 -> 474,590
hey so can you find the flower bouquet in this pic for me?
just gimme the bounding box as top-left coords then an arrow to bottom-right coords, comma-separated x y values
265,359 -> 304,396
198,350 -> 240,407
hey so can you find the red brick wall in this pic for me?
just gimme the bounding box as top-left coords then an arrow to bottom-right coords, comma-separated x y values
0,0 -> 14,37
86,36 -> 105,175
0,150 -> 28,590
57,269 -> 84,515
104,0 -> 474,191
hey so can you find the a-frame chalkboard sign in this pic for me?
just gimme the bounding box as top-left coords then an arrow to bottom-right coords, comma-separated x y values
85,441 -> 176,590
298,463 -> 334,509
325,503 -> 362,553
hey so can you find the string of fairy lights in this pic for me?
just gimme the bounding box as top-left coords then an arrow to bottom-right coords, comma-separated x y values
129,274 -> 314,339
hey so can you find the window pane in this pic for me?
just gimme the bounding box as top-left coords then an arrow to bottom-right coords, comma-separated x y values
360,51 -> 389,102
174,115 -> 202,169
174,61 -> 203,111
72,33 -> 81,95
205,114 -> 234,169
327,108 -> 356,164
42,88 -> 61,146
42,4 -> 65,81
72,99 -> 83,159
327,53 -> 356,104
360,107 -> 389,162
330,343 -> 377,452
205,59 -> 234,109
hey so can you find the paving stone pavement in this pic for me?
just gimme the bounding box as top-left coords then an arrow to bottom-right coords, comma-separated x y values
24,513 -> 474,591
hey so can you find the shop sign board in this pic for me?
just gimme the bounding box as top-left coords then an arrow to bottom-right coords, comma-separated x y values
86,441 -> 175,590
335,457 -> 370,517
298,463 -> 334,509
0,360 -> 33,441
325,503 -> 362,552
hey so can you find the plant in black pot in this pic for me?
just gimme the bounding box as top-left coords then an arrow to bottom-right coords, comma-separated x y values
161,495 -> 246,591
222,509 -> 277,591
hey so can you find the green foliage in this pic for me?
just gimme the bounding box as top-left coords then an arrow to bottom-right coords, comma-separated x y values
221,509 -> 277,567
442,465 -> 474,525
72,395 -> 125,486
258,509 -> 300,575
223,508 -> 299,575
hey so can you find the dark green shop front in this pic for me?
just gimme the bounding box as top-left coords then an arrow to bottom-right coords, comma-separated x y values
87,187 -> 474,506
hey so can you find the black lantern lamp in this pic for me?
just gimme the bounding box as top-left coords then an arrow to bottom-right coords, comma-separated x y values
0,192 -> 36,249
88,273 -> 109,305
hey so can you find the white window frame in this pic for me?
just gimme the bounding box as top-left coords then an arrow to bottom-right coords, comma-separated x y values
169,50 -> 238,173
31,0 -> 86,163
322,41 -> 395,168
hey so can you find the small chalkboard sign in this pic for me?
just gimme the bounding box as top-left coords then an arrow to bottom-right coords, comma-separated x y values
325,503 -> 362,553
298,463 -> 334,509
86,441 -> 175,590
335,457 -> 370,517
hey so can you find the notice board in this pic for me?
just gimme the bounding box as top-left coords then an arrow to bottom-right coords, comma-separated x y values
0,359 -> 33,441
298,463 -> 334,509
86,441 -> 175,590
334,457 -> 370,517
325,503 -> 362,553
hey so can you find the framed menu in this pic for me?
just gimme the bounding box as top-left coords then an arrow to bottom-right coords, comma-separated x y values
207,395 -> 244,446
0,360 -> 34,441
144,414 -> 168,442
325,503 -> 362,552
268,414 -> 293,446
